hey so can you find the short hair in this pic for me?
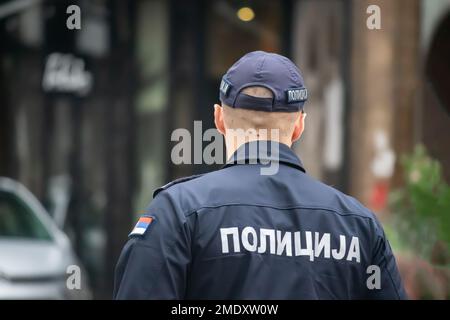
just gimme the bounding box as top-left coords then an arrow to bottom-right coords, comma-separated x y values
222,86 -> 301,138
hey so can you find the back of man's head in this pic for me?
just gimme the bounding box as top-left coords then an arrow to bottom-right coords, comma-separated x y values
214,51 -> 308,156
221,86 -> 302,140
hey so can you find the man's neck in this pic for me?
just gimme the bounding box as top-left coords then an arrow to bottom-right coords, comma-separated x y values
225,136 -> 292,160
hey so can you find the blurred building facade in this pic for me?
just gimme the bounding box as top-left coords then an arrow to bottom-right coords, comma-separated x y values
0,0 -> 449,298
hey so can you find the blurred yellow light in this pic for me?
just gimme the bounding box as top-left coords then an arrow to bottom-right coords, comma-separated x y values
237,7 -> 255,22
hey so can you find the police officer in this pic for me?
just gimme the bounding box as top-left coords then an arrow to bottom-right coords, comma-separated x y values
114,51 -> 407,299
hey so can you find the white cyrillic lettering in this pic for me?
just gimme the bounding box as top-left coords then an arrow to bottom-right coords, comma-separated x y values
241,227 -> 258,252
258,228 -> 276,254
276,231 -> 292,256
332,235 -> 346,260
347,236 -> 361,262
314,232 -> 331,258
294,231 -> 314,261
220,227 -> 361,263
220,227 -> 240,253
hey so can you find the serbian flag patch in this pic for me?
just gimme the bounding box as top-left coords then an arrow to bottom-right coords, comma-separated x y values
129,216 -> 154,236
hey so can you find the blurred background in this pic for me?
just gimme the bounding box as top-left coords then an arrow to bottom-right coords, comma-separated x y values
0,0 -> 449,299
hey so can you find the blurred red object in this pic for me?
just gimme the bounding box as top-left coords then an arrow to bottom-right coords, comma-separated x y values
370,181 -> 389,212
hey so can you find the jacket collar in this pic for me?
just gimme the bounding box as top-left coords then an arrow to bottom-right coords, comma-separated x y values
223,140 -> 306,173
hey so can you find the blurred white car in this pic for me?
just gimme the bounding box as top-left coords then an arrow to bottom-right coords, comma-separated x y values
0,177 -> 91,299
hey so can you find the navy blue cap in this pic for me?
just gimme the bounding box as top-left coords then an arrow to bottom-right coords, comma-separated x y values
219,51 -> 307,112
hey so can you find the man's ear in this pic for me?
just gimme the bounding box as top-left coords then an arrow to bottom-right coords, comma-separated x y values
291,112 -> 306,142
214,104 -> 226,135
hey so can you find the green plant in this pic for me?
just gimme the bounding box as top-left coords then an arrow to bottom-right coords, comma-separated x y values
389,145 -> 450,265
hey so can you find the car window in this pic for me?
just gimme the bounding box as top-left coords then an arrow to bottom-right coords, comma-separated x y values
0,191 -> 52,240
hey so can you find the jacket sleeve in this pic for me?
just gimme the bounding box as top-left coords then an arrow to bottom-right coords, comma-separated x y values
113,191 -> 192,299
366,218 -> 408,300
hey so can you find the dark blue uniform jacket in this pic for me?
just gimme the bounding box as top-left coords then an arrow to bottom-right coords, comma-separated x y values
114,141 -> 407,299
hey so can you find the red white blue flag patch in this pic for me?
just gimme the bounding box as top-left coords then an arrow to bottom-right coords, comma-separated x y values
129,216 -> 154,236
